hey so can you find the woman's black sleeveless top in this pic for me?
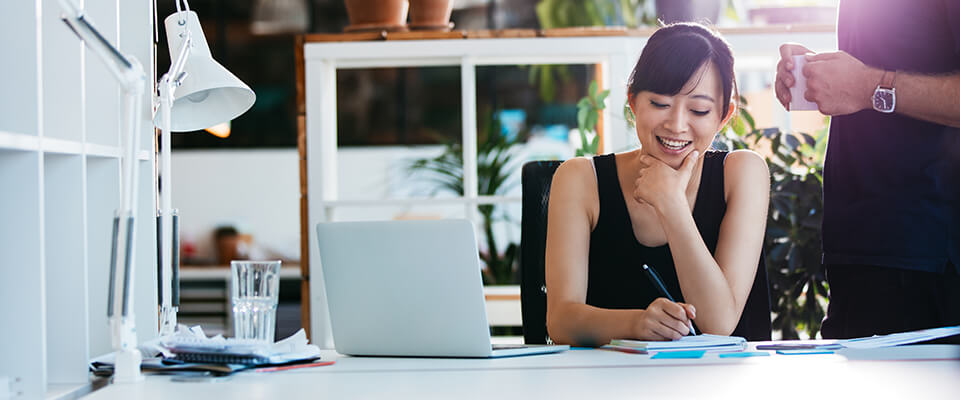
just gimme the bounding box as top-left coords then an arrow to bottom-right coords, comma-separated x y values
585,151 -> 728,309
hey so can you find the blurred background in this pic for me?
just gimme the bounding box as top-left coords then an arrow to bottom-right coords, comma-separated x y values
166,0 -> 838,340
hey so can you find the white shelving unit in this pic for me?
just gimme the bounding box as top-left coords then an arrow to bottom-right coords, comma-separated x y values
300,26 -> 836,349
0,1 -> 156,398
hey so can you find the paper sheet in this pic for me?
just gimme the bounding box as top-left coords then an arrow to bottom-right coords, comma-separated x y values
840,325 -> 960,349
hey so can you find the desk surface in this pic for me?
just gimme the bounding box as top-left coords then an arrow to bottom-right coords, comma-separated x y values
85,345 -> 960,399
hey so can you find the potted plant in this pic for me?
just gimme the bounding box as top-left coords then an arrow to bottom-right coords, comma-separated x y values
714,100 -> 829,339
654,0 -> 723,24
409,0 -> 455,31
344,0 -> 409,32
407,113 -> 523,285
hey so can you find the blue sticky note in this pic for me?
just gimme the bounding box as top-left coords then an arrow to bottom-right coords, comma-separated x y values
776,349 -> 836,355
718,351 -> 771,358
651,350 -> 706,359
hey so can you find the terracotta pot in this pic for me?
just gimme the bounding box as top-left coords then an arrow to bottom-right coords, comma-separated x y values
344,0 -> 409,32
409,0 -> 454,30
655,0 -> 722,25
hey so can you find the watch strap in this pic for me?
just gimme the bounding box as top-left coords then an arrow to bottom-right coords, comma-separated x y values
879,70 -> 896,90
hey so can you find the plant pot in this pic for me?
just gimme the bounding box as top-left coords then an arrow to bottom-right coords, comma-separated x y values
344,0 -> 409,32
748,6 -> 837,25
654,0 -> 722,25
409,0 -> 454,31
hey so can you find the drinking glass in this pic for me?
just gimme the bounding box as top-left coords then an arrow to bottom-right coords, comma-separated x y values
231,260 -> 281,342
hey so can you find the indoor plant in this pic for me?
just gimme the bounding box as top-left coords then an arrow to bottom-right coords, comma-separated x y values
715,101 -> 829,339
407,114 -> 524,285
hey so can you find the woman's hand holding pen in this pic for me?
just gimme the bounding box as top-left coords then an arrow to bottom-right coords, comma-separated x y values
633,151 -> 699,214
634,298 -> 697,341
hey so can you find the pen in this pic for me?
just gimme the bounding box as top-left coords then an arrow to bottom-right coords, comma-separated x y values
642,263 -> 697,336
254,360 -> 336,372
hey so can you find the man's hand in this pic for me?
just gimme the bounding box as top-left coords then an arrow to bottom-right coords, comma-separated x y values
803,51 -> 882,116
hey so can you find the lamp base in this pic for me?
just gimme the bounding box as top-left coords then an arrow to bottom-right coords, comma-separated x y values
112,348 -> 143,383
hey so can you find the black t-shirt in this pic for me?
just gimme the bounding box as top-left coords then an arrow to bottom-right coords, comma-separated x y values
823,0 -> 960,272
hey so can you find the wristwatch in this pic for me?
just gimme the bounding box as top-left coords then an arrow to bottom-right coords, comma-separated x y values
872,70 -> 897,113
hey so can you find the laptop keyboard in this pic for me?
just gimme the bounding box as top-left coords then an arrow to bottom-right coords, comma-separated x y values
492,344 -> 531,350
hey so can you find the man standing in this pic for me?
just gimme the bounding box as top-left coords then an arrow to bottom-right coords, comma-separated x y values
774,0 -> 960,340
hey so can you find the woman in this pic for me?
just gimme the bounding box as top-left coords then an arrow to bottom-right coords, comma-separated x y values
545,23 -> 769,346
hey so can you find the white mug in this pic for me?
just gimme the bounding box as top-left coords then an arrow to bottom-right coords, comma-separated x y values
789,54 -> 819,111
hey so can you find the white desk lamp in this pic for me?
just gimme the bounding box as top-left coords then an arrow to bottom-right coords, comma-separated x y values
154,0 -> 256,337
59,0 -> 147,383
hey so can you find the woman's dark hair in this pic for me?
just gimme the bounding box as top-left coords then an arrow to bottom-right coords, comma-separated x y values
627,22 -> 737,119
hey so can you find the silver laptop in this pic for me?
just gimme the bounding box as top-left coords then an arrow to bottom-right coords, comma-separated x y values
315,219 -> 568,358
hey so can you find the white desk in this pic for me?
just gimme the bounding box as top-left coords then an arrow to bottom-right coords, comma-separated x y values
84,345 -> 960,399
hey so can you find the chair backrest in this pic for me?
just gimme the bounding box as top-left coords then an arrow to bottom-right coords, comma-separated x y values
520,160 -> 563,344
519,160 -> 772,344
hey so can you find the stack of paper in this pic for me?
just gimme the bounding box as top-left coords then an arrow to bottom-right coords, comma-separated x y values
159,326 -> 321,365
840,325 -> 960,349
607,334 -> 747,353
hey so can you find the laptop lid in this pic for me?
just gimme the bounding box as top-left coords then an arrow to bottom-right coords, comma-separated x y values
316,219 -> 496,357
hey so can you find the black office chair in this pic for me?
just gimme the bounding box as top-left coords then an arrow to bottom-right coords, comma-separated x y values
519,160 -> 772,344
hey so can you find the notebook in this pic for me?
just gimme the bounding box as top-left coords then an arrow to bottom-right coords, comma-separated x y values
607,334 -> 748,353
315,219 -> 569,358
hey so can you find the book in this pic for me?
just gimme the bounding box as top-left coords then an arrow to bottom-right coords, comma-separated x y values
607,334 -> 747,353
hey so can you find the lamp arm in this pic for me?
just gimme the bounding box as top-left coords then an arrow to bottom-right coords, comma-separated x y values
60,0 -> 146,382
59,0 -> 144,93
156,33 -> 191,337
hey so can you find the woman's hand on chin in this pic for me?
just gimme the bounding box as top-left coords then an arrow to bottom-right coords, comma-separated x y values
633,150 -> 699,212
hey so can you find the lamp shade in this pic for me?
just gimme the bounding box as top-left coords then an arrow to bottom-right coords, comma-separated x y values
155,11 -> 256,132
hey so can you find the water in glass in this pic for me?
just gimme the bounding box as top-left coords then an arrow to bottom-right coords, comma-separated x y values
231,260 -> 281,342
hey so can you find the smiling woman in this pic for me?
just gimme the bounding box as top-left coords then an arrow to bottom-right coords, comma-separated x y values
544,22 -> 771,346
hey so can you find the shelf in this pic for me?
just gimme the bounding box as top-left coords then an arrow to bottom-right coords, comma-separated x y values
0,151 -> 43,398
43,154 -> 87,386
0,131 -> 153,159
0,130 -> 40,152
180,265 -> 302,281
1,1 -> 156,397
320,195 -> 522,208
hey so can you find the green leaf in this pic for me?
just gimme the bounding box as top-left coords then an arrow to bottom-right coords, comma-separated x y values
784,134 -> 801,151
577,107 -> 589,131
585,109 -> 599,132
740,108 -> 756,131
596,89 -> 610,107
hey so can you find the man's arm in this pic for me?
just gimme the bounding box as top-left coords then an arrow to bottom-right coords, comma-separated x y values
801,51 -> 960,128
893,71 -> 960,128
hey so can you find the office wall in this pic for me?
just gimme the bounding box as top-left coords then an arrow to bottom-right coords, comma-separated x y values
172,149 -> 301,263
171,140 -> 573,265
171,146 -> 451,263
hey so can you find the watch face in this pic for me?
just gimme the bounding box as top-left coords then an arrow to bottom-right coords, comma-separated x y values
873,88 -> 895,113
